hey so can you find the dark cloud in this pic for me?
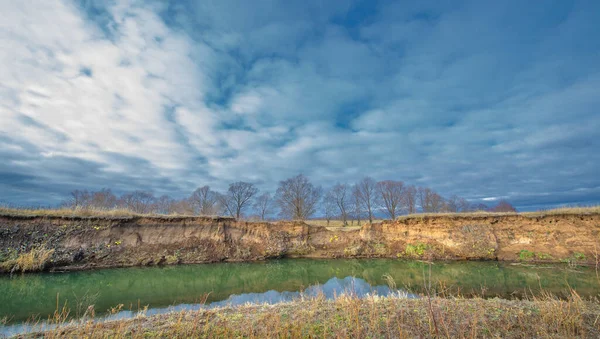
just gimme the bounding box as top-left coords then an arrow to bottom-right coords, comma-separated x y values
0,0 -> 599,210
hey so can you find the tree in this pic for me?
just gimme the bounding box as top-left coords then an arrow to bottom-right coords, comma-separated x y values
68,189 -> 91,209
402,185 -> 417,214
351,184 -> 362,226
331,183 -> 350,226
445,195 -> 461,213
169,198 -> 195,215
323,191 -> 337,226
490,200 -> 517,212
377,180 -> 404,219
190,185 -> 220,215
154,195 -> 173,214
458,197 -> 471,212
118,191 -> 156,214
253,192 -> 274,221
429,192 -> 445,213
219,182 -> 258,219
470,203 -> 489,212
417,187 -> 444,213
275,174 -> 322,220
355,177 -> 378,223
90,188 -> 117,210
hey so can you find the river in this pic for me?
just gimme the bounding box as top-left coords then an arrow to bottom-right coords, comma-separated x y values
1,259 -> 599,336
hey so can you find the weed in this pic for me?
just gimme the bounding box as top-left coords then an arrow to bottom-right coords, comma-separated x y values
518,250 -> 535,261
1,246 -> 55,272
405,243 -> 427,257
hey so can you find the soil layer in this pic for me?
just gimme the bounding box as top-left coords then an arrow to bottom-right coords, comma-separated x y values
1,213 -> 599,272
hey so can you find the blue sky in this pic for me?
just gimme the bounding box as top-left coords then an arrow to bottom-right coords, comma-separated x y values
0,0 -> 599,210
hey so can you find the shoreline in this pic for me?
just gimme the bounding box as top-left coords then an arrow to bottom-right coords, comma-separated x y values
24,293 -> 600,338
2,208 -> 600,274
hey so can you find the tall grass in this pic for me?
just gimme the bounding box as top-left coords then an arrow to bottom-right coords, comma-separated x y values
2,205 -> 598,220
32,292 -> 600,338
0,246 -> 55,273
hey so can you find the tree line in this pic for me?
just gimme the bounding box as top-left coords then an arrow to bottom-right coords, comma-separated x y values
63,174 -> 516,222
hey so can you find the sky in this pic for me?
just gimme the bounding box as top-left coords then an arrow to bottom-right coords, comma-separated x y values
1,0 -> 599,210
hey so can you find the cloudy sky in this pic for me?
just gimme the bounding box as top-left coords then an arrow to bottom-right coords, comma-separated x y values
1,0 -> 599,210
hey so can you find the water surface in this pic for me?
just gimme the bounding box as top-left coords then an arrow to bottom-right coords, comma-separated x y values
1,259 -> 599,335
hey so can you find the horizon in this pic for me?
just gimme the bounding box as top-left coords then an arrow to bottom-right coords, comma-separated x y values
1,0 -> 599,211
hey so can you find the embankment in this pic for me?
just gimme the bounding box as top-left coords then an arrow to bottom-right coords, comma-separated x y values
1,212 -> 599,272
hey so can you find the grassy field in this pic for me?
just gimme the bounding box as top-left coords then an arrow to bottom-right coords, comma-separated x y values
33,291 -> 600,338
305,219 -> 384,231
1,205 -> 598,220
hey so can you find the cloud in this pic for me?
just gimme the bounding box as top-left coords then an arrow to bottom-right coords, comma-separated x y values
0,0 -> 599,210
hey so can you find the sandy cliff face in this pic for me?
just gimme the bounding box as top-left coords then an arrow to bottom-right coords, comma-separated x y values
1,213 -> 599,272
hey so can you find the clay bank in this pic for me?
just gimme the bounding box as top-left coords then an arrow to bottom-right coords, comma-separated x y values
1,211 -> 600,273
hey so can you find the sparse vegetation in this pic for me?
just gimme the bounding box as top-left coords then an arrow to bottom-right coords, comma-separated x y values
3,205 -> 597,220
405,243 -> 428,257
34,291 -> 600,338
0,246 -> 55,273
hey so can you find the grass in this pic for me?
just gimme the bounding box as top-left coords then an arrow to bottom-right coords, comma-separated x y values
397,205 -> 600,221
32,291 -> 600,338
0,207 -> 229,220
2,205 -> 598,221
0,246 -> 55,273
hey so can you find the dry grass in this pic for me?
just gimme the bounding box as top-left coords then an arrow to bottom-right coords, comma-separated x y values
0,207 -> 228,220
1,205 -> 598,221
35,292 -> 600,338
397,205 -> 600,221
1,246 -> 55,273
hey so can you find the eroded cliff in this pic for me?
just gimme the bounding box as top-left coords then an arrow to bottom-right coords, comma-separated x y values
1,212 -> 599,272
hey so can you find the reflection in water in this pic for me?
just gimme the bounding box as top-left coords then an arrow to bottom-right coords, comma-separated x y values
0,276 -> 414,337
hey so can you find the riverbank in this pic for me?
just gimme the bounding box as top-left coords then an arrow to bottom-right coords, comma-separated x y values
32,292 -> 600,338
1,207 -> 599,273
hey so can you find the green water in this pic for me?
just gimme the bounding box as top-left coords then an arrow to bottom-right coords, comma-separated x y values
1,259 -> 599,326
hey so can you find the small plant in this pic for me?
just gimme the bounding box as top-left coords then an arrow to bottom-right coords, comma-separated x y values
405,243 -> 427,257
518,249 -> 535,261
535,252 -> 552,260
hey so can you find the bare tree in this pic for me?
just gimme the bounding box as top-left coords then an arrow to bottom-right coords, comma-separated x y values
90,188 -> 117,210
355,177 -> 378,223
330,183 -> 350,226
417,186 -> 430,213
154,195 -> 173,214
458,197 -> 471,212
490,200 -> 517,212
190,185 -> 220,215
377,180 -> 404,220
323,191 -> 337,226
275,174 -> 322,220
253,192 -> 274,221
429,192 -> 445,212
169,198 -> 195,215
402,185 -> 417,214
68,190 -> 91,209
417,187 -> 444,213
445,195 -> 461,213
351,184 -> 362,226
219,182 -> 259,219
470,203 -> 489,212
118,191 -> 156,214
